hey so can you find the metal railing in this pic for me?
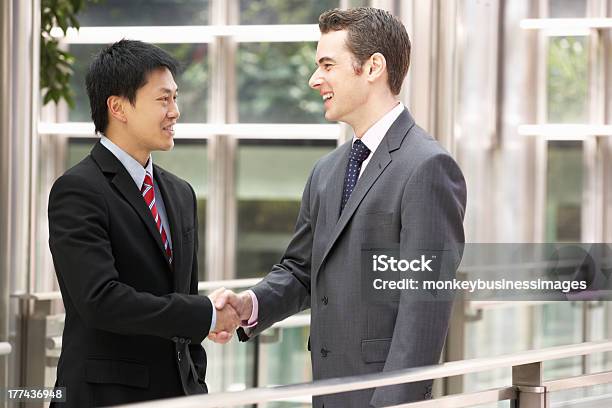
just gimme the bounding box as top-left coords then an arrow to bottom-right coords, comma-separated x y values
12,277 -> 265,302
117,340 -> 612,408
0,342 -> 11,356
12,278 -> 611,408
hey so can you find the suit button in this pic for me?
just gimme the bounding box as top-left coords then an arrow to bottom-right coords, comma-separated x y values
320,348 -> 330,358
321,296 -> 328,305
177,351 -> 182,362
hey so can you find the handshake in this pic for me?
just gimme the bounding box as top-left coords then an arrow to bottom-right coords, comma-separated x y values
207,288 -> 254,344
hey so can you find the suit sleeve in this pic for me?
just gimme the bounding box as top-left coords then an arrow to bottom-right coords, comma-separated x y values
240,169 -> 315,338
371,154 -> 466,407
48,173 -> 213,344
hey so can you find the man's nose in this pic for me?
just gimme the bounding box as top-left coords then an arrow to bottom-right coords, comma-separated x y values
169,100 -> 180,119
309,68 -> 323,89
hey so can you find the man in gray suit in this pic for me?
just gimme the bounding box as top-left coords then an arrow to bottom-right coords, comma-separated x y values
210,7 -> 466,407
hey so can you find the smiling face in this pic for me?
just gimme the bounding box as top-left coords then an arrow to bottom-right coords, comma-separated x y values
308,30 -> 369,127
117,67 -> 180,163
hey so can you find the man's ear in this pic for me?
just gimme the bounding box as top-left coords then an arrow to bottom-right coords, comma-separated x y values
366,52 -> 387,82
107,96 -> 128,124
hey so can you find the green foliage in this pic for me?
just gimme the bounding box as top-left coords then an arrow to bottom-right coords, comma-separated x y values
41,0 -> 82,107
545,141 -> 583,242
40,0 -> 99,108
239,0 -> 336,24
238,42 -> 325,123
235,0 -> 332,123
158,44 -> 209,122
547,36 -> 588,123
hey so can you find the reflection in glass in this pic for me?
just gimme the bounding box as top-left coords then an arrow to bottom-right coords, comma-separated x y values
67,139 -> 208,280
66,138 -> 96,168
464,307 -> 528,395
547,37 -> 588,123
239,0 -> 338,25
259,326 -> 312,408
77,0 -> 210,26
69,44 -> 103,123
236,140 -> 335,278
152,140 -> 208,280
237,42 -> 325,123
69,44 -> 209,123
545,141 -> 583,242
548,0 -> 587,18
549,381 -> 612,405
203,332 -> 255,393
537,303 -> 583,381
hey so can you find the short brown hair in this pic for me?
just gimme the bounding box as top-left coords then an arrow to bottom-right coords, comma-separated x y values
318,7 -> 411,95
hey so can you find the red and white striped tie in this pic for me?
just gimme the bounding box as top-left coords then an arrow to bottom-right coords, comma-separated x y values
141,172 -> 173,264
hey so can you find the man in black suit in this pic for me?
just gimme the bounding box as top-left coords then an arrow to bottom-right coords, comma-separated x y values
48,40 -> 237,407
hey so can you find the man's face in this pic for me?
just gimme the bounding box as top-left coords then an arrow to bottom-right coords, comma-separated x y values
123,67 -> 179,154
309,30 -> 368,125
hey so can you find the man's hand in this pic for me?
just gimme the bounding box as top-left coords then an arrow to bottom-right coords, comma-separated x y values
207,289 -> 253,344
207,287 -> 240,344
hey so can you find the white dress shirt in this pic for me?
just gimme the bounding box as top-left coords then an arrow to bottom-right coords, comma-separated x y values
353,102 -> 405,179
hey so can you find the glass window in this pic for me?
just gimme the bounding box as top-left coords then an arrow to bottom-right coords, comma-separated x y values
236,140 -> 335,278
152,140 -> 208,280
204,335 -> 256,393
548,0 -> 587,18
545,141 -> 583,242
549,382 -> 612,406
464,307 -> 530,393
77,0 -> 210,26
69,44 -> 103,123
537,303 -> 583,380
237,42 -> 325,124
239,0 -> 338,25
547,36 -> 589,123
258,326 -> 312,408
69,44 -> 209,123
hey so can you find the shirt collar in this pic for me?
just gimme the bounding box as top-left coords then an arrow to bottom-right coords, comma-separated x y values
100,135 -> 153,189
353,102 -> 405,154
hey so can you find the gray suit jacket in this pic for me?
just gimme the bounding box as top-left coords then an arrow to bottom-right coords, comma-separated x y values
243,109 -> 466,407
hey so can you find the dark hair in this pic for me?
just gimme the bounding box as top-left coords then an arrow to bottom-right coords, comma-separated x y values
85,39 -> 179,134
318,7 -> 411,95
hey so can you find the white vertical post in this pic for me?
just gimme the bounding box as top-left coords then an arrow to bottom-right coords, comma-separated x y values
206,0 -> 238,282
0,0 -> 14,402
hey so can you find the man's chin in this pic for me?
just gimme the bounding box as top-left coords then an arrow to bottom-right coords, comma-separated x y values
324,110 -> 338,122
159,140 -> 174,151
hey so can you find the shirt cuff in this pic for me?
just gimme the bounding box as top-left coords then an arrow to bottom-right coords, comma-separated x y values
208,297 -> 217,333
241,290 -> 259,328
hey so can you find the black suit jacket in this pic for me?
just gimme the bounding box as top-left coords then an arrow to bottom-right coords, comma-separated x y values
48,142 -> 213,407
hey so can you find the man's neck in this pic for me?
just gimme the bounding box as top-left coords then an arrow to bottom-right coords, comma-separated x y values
104,131 -> 149,167
350,98 -> 400,139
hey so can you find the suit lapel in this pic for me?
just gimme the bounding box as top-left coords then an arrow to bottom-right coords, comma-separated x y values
315,109 -> 416,278
154,166 -> 184,290
323,141 -> 351,228
91,143 -> 172,272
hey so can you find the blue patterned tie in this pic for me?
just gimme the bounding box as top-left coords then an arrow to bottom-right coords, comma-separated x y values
341,139 -> 371,213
